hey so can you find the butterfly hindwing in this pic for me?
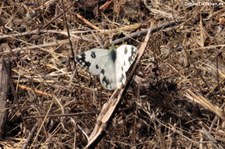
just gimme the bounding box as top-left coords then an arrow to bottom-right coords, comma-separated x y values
99,58 -> 117,90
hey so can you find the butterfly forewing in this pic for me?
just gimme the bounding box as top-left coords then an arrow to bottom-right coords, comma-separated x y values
75,49 -> 109,75
76,48 -> 117,90
115,45 -> 137,88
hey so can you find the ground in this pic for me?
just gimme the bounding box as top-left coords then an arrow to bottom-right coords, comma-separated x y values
0,0 -> 225,148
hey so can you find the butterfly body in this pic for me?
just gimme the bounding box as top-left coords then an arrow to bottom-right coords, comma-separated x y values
75,45 -> 137,90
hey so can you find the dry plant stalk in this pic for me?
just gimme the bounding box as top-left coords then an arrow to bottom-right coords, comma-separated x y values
185,89 -> 225,120
86,29 -> 152,148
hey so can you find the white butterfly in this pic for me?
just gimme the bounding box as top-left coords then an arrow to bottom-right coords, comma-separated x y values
75,45 -> 137,90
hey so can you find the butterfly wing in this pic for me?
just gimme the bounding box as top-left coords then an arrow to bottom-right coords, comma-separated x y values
75,45 -> 137,90
115,45 -> 137,88
99,57 -> 117,90
75,48 -> 117,90
75,49 -> 110,75
99,45 -> 137,90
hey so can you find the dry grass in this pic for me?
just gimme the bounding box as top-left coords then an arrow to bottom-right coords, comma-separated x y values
0,0 -> 225,148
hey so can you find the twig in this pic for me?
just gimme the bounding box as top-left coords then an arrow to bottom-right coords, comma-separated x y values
75,13 -> 102,31
22,122 -> 38,149
23,112 -> 96,119
111,20 -> 182,45
99,0 -> 113,11
17,84 -> 53,97
185,89 -> 225,120
0,59 -> 10,138
61,0 -> 76,66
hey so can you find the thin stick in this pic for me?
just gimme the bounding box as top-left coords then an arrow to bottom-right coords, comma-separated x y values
75,13 -> 102,31
111,20 -> 181,45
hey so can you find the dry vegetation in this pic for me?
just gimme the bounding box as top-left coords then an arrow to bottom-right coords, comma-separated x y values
0,0 -> 225,148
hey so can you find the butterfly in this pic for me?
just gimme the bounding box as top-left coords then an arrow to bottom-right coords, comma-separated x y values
75,45 -> 137,90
